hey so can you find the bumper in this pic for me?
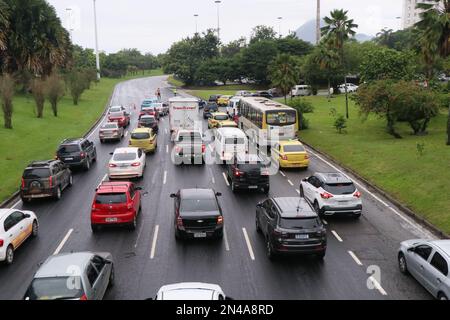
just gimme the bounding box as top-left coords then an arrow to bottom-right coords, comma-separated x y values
100,134 -> 121,140
177,226 -> 223,239
232,181 -> 269,190
321,204 -> 362,216
91,211 -> 135,226
108,168 -> 143,179
279,159 -> 309,168
0,248 -> 6,261
62,159 -> 88,167
130,143 -> 156,153
273,241 -> 327,255
174,154 -> 204,164
21,188 -> 57,199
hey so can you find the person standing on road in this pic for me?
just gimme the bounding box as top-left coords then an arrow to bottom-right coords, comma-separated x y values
173,88 -> 177,96
156,88 -> 161,101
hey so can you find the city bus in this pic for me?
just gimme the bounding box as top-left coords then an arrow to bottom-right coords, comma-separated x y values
238,97 -> 298,147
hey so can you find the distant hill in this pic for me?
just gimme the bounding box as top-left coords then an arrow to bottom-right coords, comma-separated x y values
295,18 -> 373,44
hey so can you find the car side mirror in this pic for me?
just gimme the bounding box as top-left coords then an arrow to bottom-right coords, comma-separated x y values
105,260 -> 112,265
407,247 -> 415,253
216,192 -> 222,197
109,152 -> 114,155
24,214 -> 31,219
170,193 -> 177,198
135,187 -> 143,191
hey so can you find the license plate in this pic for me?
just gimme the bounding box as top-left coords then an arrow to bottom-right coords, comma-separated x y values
65,158 -> 73,161
248,186 -> 258,189
295,234 -> 309,240
338,201 -> 348,205
119,164 -> 129,168
105,218 -> 118,223
194,233 -> 207,238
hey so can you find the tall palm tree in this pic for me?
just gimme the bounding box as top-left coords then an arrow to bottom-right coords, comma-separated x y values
321,9 -> 358,118
268,53 -> 299,104
313,45 -> 339,101
375,28 -> 394,46
0,0 -> 8,50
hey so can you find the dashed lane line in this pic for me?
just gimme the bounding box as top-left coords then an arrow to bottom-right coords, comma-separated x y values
222,172 -> 230,187
150,225 -> 160,259
224,226 -> 230,251
163,171 -> 167,185
242,228 -> 255,260
53,229 -> 73,255
348,251 -> 363,266
331,230 -> 343,242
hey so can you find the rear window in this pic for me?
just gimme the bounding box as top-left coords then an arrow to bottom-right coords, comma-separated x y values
131,132 -> 150,140
23,168 -> 51,179
322,183 -> 356,195
178,132 -> 202,142
113,153 -> 137,161
58,145 -> 80,154
180,199 -> 218,212
280,217 -> 321,229
225,138 -> 245,145
102,124 -> 117,129
283,145 -> 305,153
24,277 -> 83,300
214,115 -> 229,121
95,193 -> 127,204
109,107 -> 122,112
140,117 -> 155,123
109,112 -> 124,117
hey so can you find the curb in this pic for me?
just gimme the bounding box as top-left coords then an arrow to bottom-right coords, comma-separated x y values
0,81 -> 119,209
300,140 -> 450,239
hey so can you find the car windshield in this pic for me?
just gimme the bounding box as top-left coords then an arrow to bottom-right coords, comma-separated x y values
109,107 -> 122,112
58,145 -> 80,154
214,115 -> 229,121
24,277 -> 84,300
113,152 -> 137,161
283,145 -> 305,152
132,132 -> 150,140
280,217 -> 321,229
102,124 -> 118,129
178,132 -> 202,142
225,138 -> 245,145
140,117 -> 155,123
109,112 -> 123,117
322,183 -> 356,195
266,110 -> 297,126
95,193 -> 127,204
23,168 -> 50,179
180,199 -> 218,212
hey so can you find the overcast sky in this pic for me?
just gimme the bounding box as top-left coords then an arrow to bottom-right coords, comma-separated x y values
47,0 -> 404,55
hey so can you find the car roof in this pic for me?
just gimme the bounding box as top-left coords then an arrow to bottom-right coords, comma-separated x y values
273,197 -> 317,218
26,160 -> 57,168
315,172 -> 352,184
35,252 -> 95,278
212,112 -> 228,116
278,140 -> 304,146
113,147 -> 139,154
180,189 -> 216,200
158,283 -> 222,300
236,153 -> 262,163
61,138 -> 83,144
169,97 -> 198,103
216,128 -> 246,137
431,240 -> 450,258
0,209 -> 15,220
97,181 -> 131,193
132,128 -> 152,133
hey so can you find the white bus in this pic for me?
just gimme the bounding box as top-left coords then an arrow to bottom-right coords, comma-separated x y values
238,97 -> 298,147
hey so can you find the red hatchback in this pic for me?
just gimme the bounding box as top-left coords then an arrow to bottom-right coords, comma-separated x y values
90,182 -> 142,232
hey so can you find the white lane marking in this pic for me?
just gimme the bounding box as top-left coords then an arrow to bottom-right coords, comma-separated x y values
134,224 -> 144,248
125,131 -> 129,137
212,176 -> 216,184
150,225 -> 159,259
296,189 -> 300,195
53,229 -> 73,255
163,171 -> 167,185
306,147 -> 434,238
287,179 -> 294,186
166,145 -> 169,154
331,230 -> 343,242
209,145 -> 214,152
222,172 -> 230,186
11,200 -> 21,209
348,251 -> 363,266
242,228 -> 255,260
165,129 -> 168,134
280,171 -> 286,177
369,276 -> 388,296
102,174 -> 107,182
322,219 -> 328,225
224,226 -> 230,251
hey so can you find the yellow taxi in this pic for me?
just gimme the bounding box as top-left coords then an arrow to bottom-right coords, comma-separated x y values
272,140 -> 309,169
208,112 -> 230,129
217,120 -> 238,128
129,128 -> 157,153
217,95 -> 232,106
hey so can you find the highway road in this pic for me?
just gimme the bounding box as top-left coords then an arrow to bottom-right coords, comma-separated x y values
0,76 -> 435,300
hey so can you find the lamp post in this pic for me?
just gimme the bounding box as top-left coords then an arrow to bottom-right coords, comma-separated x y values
396,16 -> 402,30
194,14 -> 199,34
316,0 -> 321,44
93,0 -> 101,80
215,0 -> 221,41
277,17 -> 283,37
65,8 -> 74,42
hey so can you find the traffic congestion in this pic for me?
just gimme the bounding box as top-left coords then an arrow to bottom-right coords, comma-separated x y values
0,77 -> 447,301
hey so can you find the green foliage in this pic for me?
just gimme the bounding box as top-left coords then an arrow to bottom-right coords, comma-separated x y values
66,71 -> 88,105
287,98 -> 314,130
44,73 -> 65,117
250,25 -> 277,44
0,74 -> 14,128
30,78 -> 46,118
334,114 -> 347,133
241,40 -> 279,84
268,54 -> 300,102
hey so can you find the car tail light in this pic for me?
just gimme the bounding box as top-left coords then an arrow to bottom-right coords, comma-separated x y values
176,216 -> 183,227
320,192 -> 333,199
80,152 -> 86,158
54,154 -> 58,160
261,168 -> 270,176
281,155 -> 288,161
175,146 -> 182,153
234,168 -> 242,177
0,239 -> 4,247
217,216 -> 224,225
21,178 -> 25,188
79,294 -> 88,301
131,162 -> 141,167
305,154 -> 309,160
49,176 -> 53,188
202,144 -> 206,153
109,163 -> 117,168
353,191 -> 362,198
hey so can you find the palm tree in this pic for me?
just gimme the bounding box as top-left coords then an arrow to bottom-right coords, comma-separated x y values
321,9 -> 358,118
375,28 -> 394,46
313,45 -> 339,101
268,53 -> 299,104
0,0 -> 8,50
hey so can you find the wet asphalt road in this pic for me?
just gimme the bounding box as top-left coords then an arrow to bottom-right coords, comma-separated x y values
0,76 -> 434,300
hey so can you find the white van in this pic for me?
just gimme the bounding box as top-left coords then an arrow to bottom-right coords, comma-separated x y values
169,97 -> 200,139
291,85 -> 312,97
214,128 -> 248,162
226,97 -> 240,117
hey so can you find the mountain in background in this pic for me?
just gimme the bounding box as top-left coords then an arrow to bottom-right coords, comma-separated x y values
295,18 -> 373,44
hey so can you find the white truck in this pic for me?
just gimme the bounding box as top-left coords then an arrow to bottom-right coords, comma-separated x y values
169,98 -> 200,140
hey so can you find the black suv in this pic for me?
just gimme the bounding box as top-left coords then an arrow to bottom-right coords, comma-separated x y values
20,160 -> 73,202
226,154 -> 270,194
56,138 -> 97,171
256,197 -> 327,260
203,103 -> 219,119
170,189 -> 223,240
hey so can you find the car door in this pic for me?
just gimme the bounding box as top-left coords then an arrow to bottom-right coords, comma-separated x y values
3,212 -> 23,249
51,164 -> 62,190
407,244 -> 433,287
304,176 -> 317,201
258,200 -> 270,235
139,149 -> 146,166
174,192 -> 180,225
130,185 -> 140,214
57,162 -> 69,189
265,202 -> 277,237
85,263 -> 100,300
12,211 -> 30,246
423,250 -> 449,297
91,256 -> 110,299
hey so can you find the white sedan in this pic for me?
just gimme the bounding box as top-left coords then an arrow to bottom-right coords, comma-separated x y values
154,282 -> 229,300
0,209 -> 39,265
108,147 -> 146,179
338,83 -> 359,93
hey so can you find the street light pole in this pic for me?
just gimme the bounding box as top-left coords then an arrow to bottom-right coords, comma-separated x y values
194,14 -> 199,34
65,8 -> 74,43
316,0 -> 321,44
215,0 -> 221,41
93,0 -> 101,80
277,17 -> 283,37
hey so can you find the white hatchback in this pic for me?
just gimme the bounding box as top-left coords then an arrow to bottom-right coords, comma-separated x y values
154,282 -> 228,300
0,209 -> 39,265
108,147 -> 146,179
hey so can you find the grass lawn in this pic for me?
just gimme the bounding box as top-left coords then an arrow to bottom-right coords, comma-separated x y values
0,70 -> 161,203
292,95 -> 450,234
186,90 -> 238,100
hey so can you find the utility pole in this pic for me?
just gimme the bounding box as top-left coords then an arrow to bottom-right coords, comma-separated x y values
316,0 -> 321,44
93,0 -> 101,80
194,14 -> 199,34
277,17 -> 283,38
215,0 -> 221,41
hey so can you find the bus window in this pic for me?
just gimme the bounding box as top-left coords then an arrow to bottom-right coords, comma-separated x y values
266,110 -> 297,126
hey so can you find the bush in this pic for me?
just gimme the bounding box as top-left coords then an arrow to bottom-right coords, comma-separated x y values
45,73 -> 65,117
287,98 -> 314,131
66,71 -> 88,105
0,74 -> 15,129
334,114 -> 347,134
30,78 -> 46,118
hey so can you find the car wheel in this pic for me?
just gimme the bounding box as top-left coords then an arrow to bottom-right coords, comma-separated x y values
54,187 -> 62,200
398,252 -> 408,275
313,201 -> 321,215
317,251 -> 326,260
263,186 -> 270,195
215,230 -> 223,240
5,245 -> 14,265
175,229 -> 183,241
91,224 -> 99,233
129,216 -> 137,230
231,181 -> 237,193
266,239 -> 276,260
108,265 -> 115,288
21,196 -> 31,203
85,159 -> 91,171
31,220 -> 39,237
353,213 -> 361,220
100,139 -> 105,143
68,175 -> 73,187
255,216 -> 261,233
300,186 -> 305,198
438,292 -> 448,300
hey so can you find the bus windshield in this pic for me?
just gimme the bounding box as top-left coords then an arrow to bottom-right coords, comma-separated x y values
266,110 -> 297,126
